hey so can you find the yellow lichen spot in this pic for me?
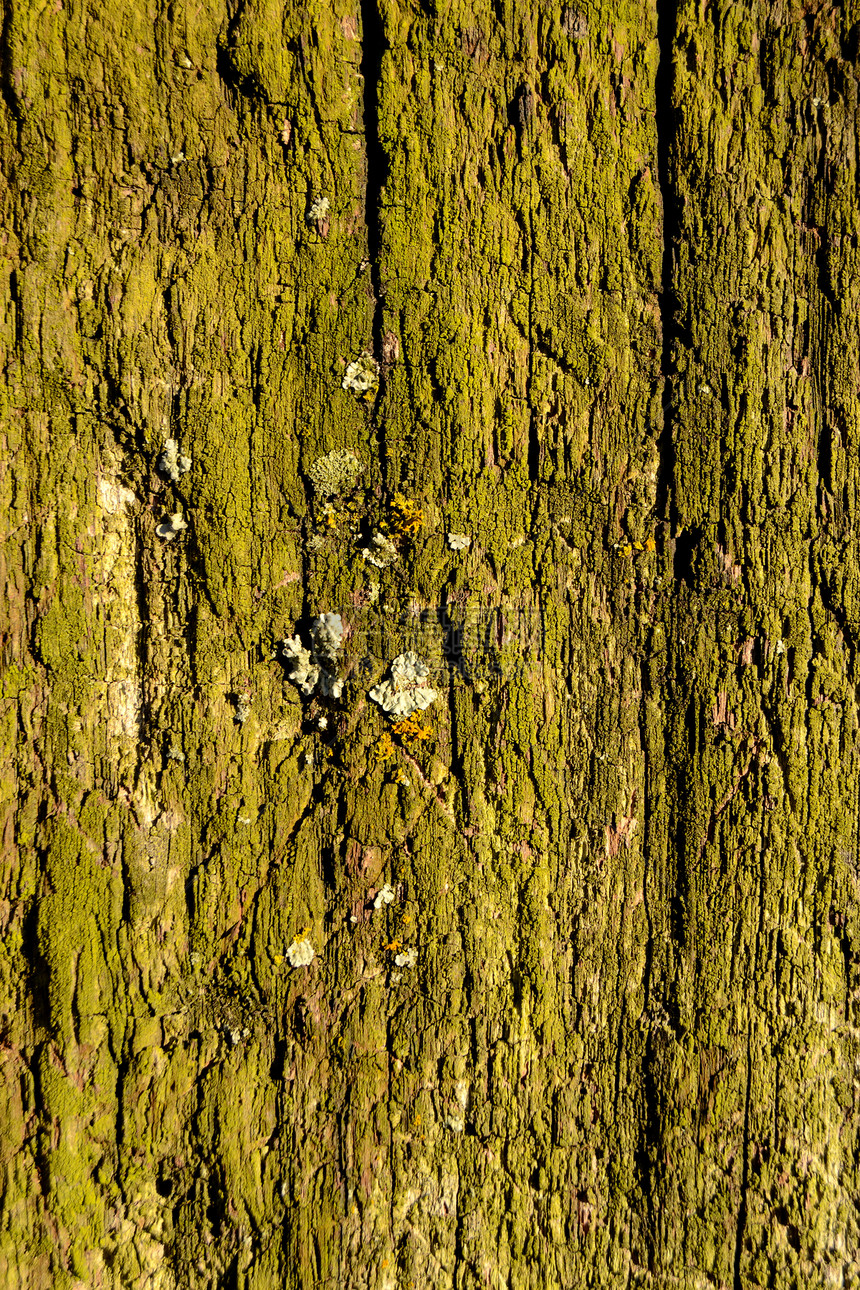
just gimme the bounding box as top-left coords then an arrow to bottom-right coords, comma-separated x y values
392,711 -> 433,747
385,492 -> 423,538
645,536 -> 657,552
371,731 -> 395,767
384,938 -> 402,954
392,766 -> 411,786
619,543 -> 633,557
632,540 -> 644,551
272,954 -> 284,967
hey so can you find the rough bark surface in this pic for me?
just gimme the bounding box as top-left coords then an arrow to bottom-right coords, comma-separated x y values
2,0 -> 860,1286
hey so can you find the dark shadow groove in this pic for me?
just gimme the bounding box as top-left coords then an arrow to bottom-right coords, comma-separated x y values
359,0 -> 389,358
654,0 -> 679,522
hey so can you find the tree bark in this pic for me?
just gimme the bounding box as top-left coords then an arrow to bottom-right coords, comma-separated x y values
2,0 -> 859,1286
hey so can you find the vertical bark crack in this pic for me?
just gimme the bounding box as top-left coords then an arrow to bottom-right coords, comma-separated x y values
359,0 -> 388,357
0,0 -> 22,129
516,82 -> 541,488
654,0 -> 679,525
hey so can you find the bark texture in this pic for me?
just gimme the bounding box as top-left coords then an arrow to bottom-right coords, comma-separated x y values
2,0 -> 860,1286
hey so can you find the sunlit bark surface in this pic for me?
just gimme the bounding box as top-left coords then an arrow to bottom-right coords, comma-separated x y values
2,0 -> 860,1286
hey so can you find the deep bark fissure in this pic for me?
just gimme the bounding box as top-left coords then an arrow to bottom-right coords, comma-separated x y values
359,0 -> 388,358
0,0 -> 21,129
654,0 -> 679,525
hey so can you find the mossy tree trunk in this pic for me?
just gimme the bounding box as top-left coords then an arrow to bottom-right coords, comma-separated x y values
2,0 -> 860,1286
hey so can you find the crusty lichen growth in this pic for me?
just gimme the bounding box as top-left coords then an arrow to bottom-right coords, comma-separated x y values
360,530 -> 398,568
308,450 -> 363,499
384,492 -> 423,539
279,614 -> 344,698
369,653 -> 437,718
370,729 -> 396,768
155,512 -> 188,540
285,935 -> 315,967
341,351 -> 379,397
157,438 -> 191,482
391,711 -> 434,748
306,195 -> 330,223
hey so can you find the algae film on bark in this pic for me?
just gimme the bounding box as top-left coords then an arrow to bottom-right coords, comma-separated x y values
2,1 -> 860,1288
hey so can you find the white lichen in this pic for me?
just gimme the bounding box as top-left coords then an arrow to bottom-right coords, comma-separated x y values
156,513 -> 188,540
360,532 -> 398,569
342,352 -> 380,396
286,937 -> 315,968
157,438 -> 191,482
369,652 -> 437,718
312,613 -> 343,662
446,1114 -> 465,1133
307,195 -> 330,223
394,946 -> 417,968
308,450 -> 363,499
280,635 -> 320,696
447,533 -> 471,550
373,883 -> 395,910
279,613 -> 344,698
233,693 -> 251,724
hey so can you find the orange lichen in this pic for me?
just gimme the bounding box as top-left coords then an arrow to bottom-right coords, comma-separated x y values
392,712 -> 433,746
616,535 -> 658,558
370,731 -> 395,766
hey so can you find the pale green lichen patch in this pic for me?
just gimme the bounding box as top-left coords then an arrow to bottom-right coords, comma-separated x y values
157,438 -> 191,482
341,351 -> 379,397
155,512 -> 188,540
278,613 -> 345,698
306,194 -> 330,223
369,652 -> 437,718
307,449 -> 364,498
360,530 -> 398,568
285,936 -> 315,967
